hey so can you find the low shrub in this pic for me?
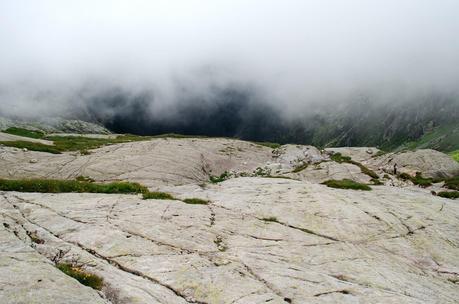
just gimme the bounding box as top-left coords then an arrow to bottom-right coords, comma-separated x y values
322,179 -> 372,191
57,263 -> 103,290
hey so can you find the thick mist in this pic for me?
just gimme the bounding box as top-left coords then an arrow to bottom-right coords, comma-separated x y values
1,0 -> 459,127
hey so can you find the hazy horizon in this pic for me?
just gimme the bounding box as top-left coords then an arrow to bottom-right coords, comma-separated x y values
1,0 -> 459,121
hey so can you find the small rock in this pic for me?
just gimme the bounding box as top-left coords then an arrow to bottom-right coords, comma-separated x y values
23,148 -> 28,152
29,159 -> 38,164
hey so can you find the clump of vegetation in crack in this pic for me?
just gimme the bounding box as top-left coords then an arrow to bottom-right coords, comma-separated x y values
3,127 -> 45,139
330,152 -> 379,179
370,178 -> 383,185
57,263 -> 104,290
214,236 -> 227,251
183,198 -> 209,205
253,167 -> 271,177
142,191 -> 176,200
75,176 -> 95,183
0,178 -> 148,194
292,162 -> 308,173
261,216 -> 279,223
322,179 -> 372,191
372,150 -> 388,158
437,191 -> 459,199
210,171 -> 231,183
398,172 -> 433,188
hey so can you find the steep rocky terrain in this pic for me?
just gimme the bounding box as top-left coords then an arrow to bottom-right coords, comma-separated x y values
0,134 -> 458,304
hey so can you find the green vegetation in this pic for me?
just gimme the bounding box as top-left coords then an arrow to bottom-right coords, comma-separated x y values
398,172 -> 433,188
142,191 -> 175,200
0,179 -> 148,194
253,141 -> 281,149
0,133 -> 152,154
57,263 -> 103,290
183,198 -> 208,205
75,176 -> 95,183
0,141 -> 62,154
292,162 -> 308,173
450,150 -> 459,163
4,127 -> 45,139
443,175 -> 459,191
437,191 -> 459,199
370,178 -> 383,185
210,171 -> 230,183
261,216 -> 279,222
330,153 -> 379,179
322,179 -> 372,191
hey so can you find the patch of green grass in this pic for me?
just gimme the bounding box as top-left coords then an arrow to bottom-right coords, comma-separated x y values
437,191 -> 459,199
0,141 -> 62,154
330,153 -> 379,179
3,127 -> 45,139
0,178 -> 148,194
183,198 -> 209,205
398,172 -> 433,188
210,171 -> 230,183
330,153 -> 352,163
0,134 -> 153,154
142,191 -> 176,200
322,179 -> 372,191
450,150 -> 459,163
292,162 -> 308,173
253,141 -> 281,149
443,175 -> 459,191
57,263 -> 103,290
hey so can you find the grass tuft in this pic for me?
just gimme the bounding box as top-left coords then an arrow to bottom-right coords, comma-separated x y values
183,198 -> 209,205
322,179 -> 372,191
57,263 -> 103,290
210,171 -> 230,183
142,191 -> 176,200
437,191 -> 459,199
0,178 -> 148,194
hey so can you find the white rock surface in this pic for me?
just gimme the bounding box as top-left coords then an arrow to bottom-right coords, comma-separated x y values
0,138 -> 458,303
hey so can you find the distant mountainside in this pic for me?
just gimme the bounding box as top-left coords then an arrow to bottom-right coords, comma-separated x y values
0,117 -> 110,134
80,89 -> 459,153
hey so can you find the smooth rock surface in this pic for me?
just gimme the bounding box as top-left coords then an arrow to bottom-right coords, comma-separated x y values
0,137 -> 458,303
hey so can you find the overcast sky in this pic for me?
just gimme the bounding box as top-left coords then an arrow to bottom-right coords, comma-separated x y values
1,0 -> 459,117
